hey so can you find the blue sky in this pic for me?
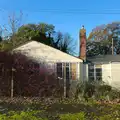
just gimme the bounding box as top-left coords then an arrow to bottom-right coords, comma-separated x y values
0,0 -> 120,55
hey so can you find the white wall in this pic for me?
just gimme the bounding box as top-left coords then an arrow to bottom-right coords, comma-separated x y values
102,62 -> 120,90
79,63 -> 88,81
102,63 -> 111,85
111,62 -> 120,89
83,64 -> 88,81
76,62 -> 80,81
79,63 -> 83,81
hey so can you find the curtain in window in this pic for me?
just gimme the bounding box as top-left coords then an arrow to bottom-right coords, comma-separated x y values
70,63 -> 77,80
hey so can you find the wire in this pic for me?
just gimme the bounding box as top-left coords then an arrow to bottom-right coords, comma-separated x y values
2,8 -> 120,14
23,9 -> 120,14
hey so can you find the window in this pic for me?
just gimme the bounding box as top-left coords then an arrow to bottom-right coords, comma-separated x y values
71,63 -> 77,80
66,63 -> 70,80
56,63 -> 62,78
88,64 -> 102,81
96,67 -> 102,80
88,64 -> 94,80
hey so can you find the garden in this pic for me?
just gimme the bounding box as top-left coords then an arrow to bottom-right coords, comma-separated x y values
0,80 -> 120,120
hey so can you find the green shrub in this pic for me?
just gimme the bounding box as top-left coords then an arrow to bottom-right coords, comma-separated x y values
99,114 -> 116,120
98,85 -> 111,94
75,80 -> 120,101
0,111 -> 48,120
75,80 -> 96,101
95,84 -> 112,99
59,112 -> 85,120
108,89 -> 120,100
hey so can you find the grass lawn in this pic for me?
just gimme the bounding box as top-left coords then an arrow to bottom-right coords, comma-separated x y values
0,97 -> 119,120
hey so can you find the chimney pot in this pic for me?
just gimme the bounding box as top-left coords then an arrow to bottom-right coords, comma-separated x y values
82,25 -> 84,29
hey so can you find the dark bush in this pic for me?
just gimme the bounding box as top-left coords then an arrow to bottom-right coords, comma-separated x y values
0,51 -> 62,97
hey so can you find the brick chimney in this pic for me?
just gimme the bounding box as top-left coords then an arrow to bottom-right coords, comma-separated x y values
79,25 -> 86,61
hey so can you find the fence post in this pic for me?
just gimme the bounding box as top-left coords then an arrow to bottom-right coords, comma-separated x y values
11,67 -> 15,98
64,63 -> 66,98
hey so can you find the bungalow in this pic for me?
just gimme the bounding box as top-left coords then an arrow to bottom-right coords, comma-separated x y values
12,41 -> 85,96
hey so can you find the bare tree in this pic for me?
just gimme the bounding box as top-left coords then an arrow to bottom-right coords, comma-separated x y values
2,11 -> 23,40
8,12 -> 23,36
52,32 -> 77,56
59,33 -> 77,55
52,31 -> 63,48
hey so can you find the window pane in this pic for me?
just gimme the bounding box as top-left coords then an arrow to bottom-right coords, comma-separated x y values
96,68 -> 101,72
96,72 -> 102,76
89,72 -> 94,76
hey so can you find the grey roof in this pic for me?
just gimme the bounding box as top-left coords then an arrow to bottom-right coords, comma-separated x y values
87,55 -> 120,63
